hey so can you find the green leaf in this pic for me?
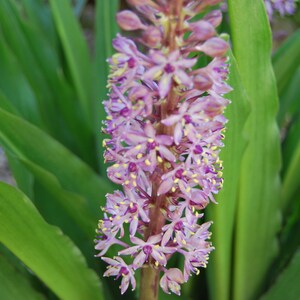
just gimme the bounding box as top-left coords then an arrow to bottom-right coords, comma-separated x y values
281,117 -> 300,211
49,0 -> 94,127
0,254 -> 45,300
94,0 -> 119,174
0,107 -> 113,215
20,0 -> 58,48
0,182 -> 103,300
5,150 -> 34,200
0,34 -> 41,126
277,66 -> 300,126
206,49 -> 250,300
273,29 -> 300,98
228,1 -> 281,299
0,1 -> 59,133
21,158 -> 97,260
260,250 -> 300,300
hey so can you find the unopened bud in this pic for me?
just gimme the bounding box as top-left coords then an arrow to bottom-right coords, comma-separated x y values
194,72 -> 213,91
203,10 -> 223,27
189,20 -> 216,41
117,10 -> 146,31
197,38 -> 228,57
142,26 -> 162,47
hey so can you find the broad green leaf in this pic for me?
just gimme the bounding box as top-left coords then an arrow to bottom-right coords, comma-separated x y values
281,116 -> 300,211
0,182 -> 103,300
21,158 -> 96,259
273,29 -> 300,97
0,92 -> 19,115
228,1 -> 281,299
206,49 -> 250,300
0,254 -> 44,300
73,0 -> 87,17
277,67 -> 300,126
0,34 -> 41,126
95,0 -> 119,174
282,114 -> 300,176
6,151 -> 34,200
18,14 -> 97,167
20,0 -> 58,48
0,107 -> 113,214
0,1 -> 59,134
49,0 -> 94,128
260,250 -> 300,300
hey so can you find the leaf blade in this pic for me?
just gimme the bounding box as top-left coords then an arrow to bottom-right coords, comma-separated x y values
207,49 -> 250,300
228,1 -> 282,299
0,182 -> 103,300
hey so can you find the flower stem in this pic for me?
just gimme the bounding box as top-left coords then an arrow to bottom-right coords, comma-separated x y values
139,1 -> 184,299
139,266 -> 160,300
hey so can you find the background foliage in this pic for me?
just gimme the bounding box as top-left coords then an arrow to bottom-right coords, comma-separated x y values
0,0 -> 299,299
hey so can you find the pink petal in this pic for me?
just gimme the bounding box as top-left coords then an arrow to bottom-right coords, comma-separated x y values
174,69 -> 192,87
161,114 -> 182,126
157,178 -> 173,195
159,145 -> 176,162
174,122 -> 183,145
159,74 -> 172,98
143,65 -> 163,80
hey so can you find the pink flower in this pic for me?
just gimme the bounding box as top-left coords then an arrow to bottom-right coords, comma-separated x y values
143,50 -> 197,98
96,1 -> 231,295
160,268 -> 185,295
102,257 -> 136,294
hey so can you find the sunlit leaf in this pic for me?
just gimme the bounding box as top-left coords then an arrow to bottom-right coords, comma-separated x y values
228,1 -> 282,299
0,182 -> 104,300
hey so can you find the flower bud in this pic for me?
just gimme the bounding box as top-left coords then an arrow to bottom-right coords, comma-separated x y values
116,10 -> 146,31
142,26 -> 162,48
204,10 -> 223,27
197,37 -> 228,57
189,20 -> 216,41
194,72 -> 213,91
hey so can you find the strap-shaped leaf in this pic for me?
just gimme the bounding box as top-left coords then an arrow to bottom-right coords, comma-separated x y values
49,0 -> 94,128
260,250 -> 300,300
207,49 -> 250,300
94,0 -> 119,174
278,67 -> 300,126
0,254 -> 44,300
282,117 -> 300,211
0,182 -> 103,300
0,107 -> 112,213
228,1 -> 281,299
273,29 -> 300,98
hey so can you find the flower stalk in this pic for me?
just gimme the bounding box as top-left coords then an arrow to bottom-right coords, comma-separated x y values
95,0 -> 231,297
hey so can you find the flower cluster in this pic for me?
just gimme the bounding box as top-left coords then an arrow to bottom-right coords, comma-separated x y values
264,0 -> 297,19
95,0 -> 231,295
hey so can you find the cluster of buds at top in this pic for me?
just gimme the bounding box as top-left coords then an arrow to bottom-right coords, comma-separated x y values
95,0 -> 231,296
264,0 -> 297,19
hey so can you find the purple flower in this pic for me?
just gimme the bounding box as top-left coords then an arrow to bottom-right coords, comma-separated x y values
96,0 -> 231,295
143,50 -> 197,98
265,0 -> 297,19
160,268 -> 185,295
102,257 -> 136,294
119,234 -> 175,268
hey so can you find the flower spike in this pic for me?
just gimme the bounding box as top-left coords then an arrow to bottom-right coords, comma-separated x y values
95,0 -> 231,296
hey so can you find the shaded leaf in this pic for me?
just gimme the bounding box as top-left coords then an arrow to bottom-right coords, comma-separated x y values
0,107 -> 113,215
273,29 -> 300,97
94,0 -> 119,174
0,254 -> 45,300
260,250 -> 300,300
49,0 -> 94,128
